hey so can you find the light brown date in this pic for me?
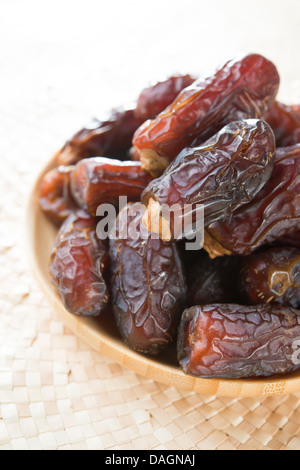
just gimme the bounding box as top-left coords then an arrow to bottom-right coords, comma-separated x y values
39,166 -> 76,226
70,157 -> 153,216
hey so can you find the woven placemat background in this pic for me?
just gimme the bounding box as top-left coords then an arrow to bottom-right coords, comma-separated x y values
1,0 -> 300,450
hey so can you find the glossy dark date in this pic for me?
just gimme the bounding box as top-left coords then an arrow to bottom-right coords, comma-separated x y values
133,54 -> 279,176
39,166 -> 77,226
70,157 -> 153,216
142,119 -> 275,240
204,144 -> 300,257
49,210 -> 109,316
135,74 -> 195,120
265,101 -> 300,147
109,203 -> 187,355
178,304 -> 300,378
56,106 -> 144,166
239,247 -> 300,308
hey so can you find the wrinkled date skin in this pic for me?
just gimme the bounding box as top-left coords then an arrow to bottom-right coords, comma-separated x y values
239,247 -> 300,309
39,166 -> 77,226
178,304 -> 300,379
109,203 -> 187,356
49,210 -> 109,316
204,144 -> 300,258
56,107 -> 145,166
70,157 -> 153,216
265,101 -> 300,147
133,54 -> 279,176
135,74 -> 196,120
187,253 -> 240,307
281,230 -> 300,250
142,119 -> 275,241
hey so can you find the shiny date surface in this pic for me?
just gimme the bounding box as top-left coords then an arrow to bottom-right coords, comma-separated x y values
39,166 -> 76,226
109,203 -> 187,356
239,247 -> 300,309
71,157 -> 153,216
49,210 -> 109,316
133,54 -> 279,176
178,304 -> 300,379
56,107 -> 144,166
142,119 -> 275,241
204,144 -> 300,257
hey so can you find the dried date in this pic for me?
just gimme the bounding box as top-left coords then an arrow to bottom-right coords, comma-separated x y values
135,74 -> 195,120
39,166 -> 77,226
239,247 -> 300,308
293,105 -> 300,112
49,210 -> 109,316
109,202 -> 187,355
56,106 -> 144,166
178,304 -> 300,378
279,230 -> 300,250
142,119 -> 275,241
204,144 -> 300,257
133,54 -> 279,176
70,157 -> 153,216
265,101 -> 300,147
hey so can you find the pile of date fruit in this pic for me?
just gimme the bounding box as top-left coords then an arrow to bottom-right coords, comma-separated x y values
38,53 -> 300,380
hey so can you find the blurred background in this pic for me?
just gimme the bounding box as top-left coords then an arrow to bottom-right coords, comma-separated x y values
1,0 -> 300,174
0,0 -> 300,450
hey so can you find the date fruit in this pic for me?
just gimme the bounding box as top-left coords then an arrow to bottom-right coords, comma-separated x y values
204,144 -> 300,257
135,74 -> 195,120
280,230 -> 300,250
187,253 -> 240,307
109,202 -> 187,355
70,157 -> 153,216
133,54 -> 279,176
56,106 -> 144,166
178,304 -> 300,378
39,165 -> 77,226
49,210 -> 109,316
142,119 -> 275,241
265,101 -> 300,147
239,247 -> 300,308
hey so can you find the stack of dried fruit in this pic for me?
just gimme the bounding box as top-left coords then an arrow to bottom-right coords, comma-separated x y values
38,53 -> 300,380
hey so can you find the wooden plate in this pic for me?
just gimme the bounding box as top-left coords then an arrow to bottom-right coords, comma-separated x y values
26,156 -> 300,398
